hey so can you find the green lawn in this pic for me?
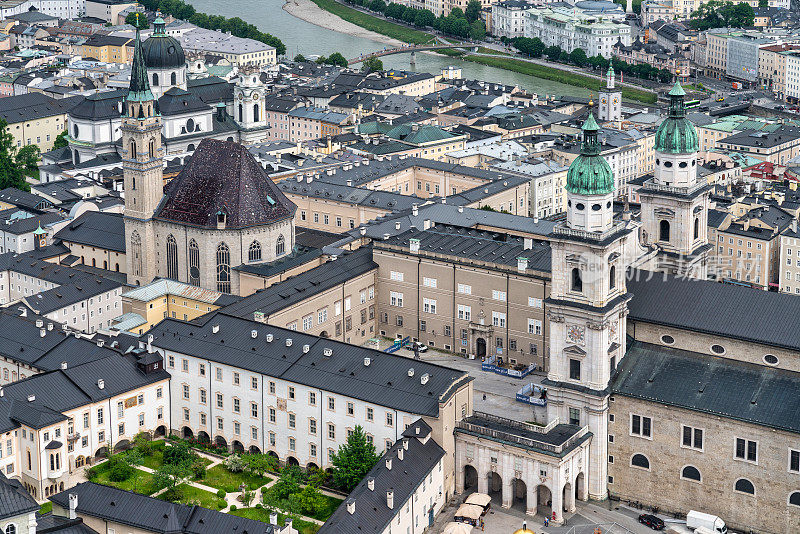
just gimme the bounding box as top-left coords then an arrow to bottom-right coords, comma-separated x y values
160,484 -> 222,509
39,502 -> 52,515
201,465 -> 272,493
260,487 -> 343,522
462,55 -> 657,104
309,0 -> 433,44
90,466 -> 161,495
230,508 -> 320,534
125,440 -> 167,470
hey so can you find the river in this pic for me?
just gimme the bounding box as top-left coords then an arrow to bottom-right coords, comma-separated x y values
187,0 -> 587,97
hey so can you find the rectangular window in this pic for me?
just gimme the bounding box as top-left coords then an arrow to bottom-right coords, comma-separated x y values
310,419 -> 317,434
216,393 -> 223,409
97,408 -> 104,425
569,408 -> 580,425
423,298 -> 437,314
386,412 -> 393,426
790,449 -> 800,472
288,387 -> 295,400
366,407 -> 374,421
309,392 -> 316,405
457,284 -> 471,294
528,297 -> 543,308
200,389 -> 207,404
347,402 -> 354,416
328,397 -> 335,411
422,277 -> 437,288
492,311 -> 506,328
251,403 -> 258,418
682,425 -> 703,450
457,305 -> 471,321
183,385 -> 190,400
390,271 -> 404,281
288,414 -> 296,429
269,408 -> 276,423
569,359 -> 581,381
527,319 -> 542,335
735,438 -> 757,462
252,377 -> 258,390
631,414 -> 652,438
216,368 -> 222,380
390,291 -> 403,307
492,290 -> 507,302
269,381 -> 275,394
328,424 -> 335,440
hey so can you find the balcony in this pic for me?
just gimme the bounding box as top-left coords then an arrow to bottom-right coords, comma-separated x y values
456,411 -> 589,455
640,178 -> 708,197
553,221 -> 628,243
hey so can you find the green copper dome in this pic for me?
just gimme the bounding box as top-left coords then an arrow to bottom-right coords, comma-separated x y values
566,114 -> 615,196
654,81 -> 698,154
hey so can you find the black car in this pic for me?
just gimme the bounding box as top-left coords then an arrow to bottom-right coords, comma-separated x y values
638,514 -> 665,530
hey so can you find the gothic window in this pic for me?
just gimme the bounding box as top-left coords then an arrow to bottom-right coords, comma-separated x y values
188,239 -> 200,286
216,242 -> 231,293
609,265 -> 616,290
131,231 -> 142,277
276,235 -> 286,256
694,217 -> 699,240
149,141 -> 155,158
153,73 -> 159,86
171,72 -> 177,85
571,267 -> 582,293
166,234 -> 178,280
790,492 -> 800,507
659,220 -> 670,242
253,104 -> 260,122
248,240 -> 262,262
73,124 -> 79,138
130,141 -> 136,159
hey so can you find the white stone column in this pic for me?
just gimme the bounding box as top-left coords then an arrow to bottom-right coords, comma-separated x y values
551,483 -> 564,525
526,482 -> 537,516
567,479 -> 576,513
478,466 -> 489,495
502,478 -> 513,509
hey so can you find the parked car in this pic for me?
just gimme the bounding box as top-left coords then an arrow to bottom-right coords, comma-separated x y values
412,341 -> 428,353
638,514 -> 665,530
686,511 -> 727,533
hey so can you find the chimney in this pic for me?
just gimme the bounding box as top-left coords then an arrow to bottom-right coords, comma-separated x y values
517,257 -> 528,272
346,498 -> 356,515
792,219 -> 798,233
397,447 -> 404,461
212,324 -> 220,334
364,357 -> 371,366
146,334 -> 153,353
303,344 -> 310,353
97,379 -> 104,390
367,477 -> 375,491
286,338 -> 293,347
402,438 -> 409,450
409,238 -> 420,254
385,457 -> 392,470
60,361 -> 67,370
408,367 -> 414,377
27,395 -> 35,402
266,333 -> 274,342
457,206 -> 464,213
269,512 -> 278,525
420,373 -> 429,385
386,490 -> 394,509
323,348 -> 333,357
68,493 -> 78,520
0,388 -> 3,397
523,237 -> 533,250
251,329 -> 258,339
40,328 -> 46,338
36,319 -> 43,328
47,323 -> 53,331
412,204 -> 419,216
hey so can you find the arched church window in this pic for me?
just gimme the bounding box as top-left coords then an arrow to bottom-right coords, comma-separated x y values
253,104 -> 260,122
188,239 -> 200,286
153,73 -> 159,86
659,220 -> 670,242
171,72 -> 177,85
571,267 -> 582,293
149,141 -> 155,158
73,124 -> 79,138
609,265 -> 616,290
248,241 -> 262,262
239,104 -> 243,122
131,231 -> 142,277
694,217 -> 699,240
166,234 -> 178,280
276,235 -> 285,257
130,141 -> 136,159
216,242 -> 231,293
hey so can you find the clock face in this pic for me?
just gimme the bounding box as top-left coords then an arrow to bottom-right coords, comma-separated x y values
566,324 -> 585,345
613,97 -> 619,105
601,97 -> 607,104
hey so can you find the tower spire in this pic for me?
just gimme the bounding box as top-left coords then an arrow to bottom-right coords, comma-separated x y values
127,16 -> 153,104
606,65 -> 615,89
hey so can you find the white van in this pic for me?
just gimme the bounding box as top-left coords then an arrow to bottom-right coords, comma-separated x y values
687,511 -> 727,534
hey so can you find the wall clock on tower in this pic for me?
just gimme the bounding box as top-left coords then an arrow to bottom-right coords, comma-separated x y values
566,324 -> 585,344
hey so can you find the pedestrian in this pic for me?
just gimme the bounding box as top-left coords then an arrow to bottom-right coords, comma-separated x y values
482,393 -> 486,400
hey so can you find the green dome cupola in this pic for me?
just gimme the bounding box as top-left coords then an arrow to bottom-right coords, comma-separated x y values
654,81 -> 698,154
566,113 -> 615,196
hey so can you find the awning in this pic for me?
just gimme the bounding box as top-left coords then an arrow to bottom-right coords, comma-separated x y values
454,503 -> 484,521
465,493 -> 492,508
442,522 -> 473,534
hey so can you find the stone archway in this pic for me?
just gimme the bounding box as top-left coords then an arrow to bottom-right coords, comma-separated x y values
198,431 -> 210,443
94,447 -> 108,460
488,471 -> 502,504
267,451 -> 279,463
182,427 -> 193,439
306,462 -> 319,471
249,445 -> 261,454
464,465 -> 478,493
232,440 -> 244,453
562,481 -> 574,513
536,484 -> 552,519
476,338 -> 487,358
286,456 -> 299,467
214,435 -> 227,449
114,439 -> 131,453
512,478 -> 527,512
154,425 -> 167,438
575,472 -> 586,502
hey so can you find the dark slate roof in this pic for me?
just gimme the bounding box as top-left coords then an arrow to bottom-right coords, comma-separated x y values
224,247 -> 376,318
148,313 -> 471,417
67,90 -> 125,120
720,125 -> 800,149
0,473 -> 38,521
0,187 -> 52,211
54,211 -> 125,252
156,139 -> 296,229
186,77 -> 233,105
627,270 -> 800,351
51,482 -> 275,534
0,209 -> 63,235
34,514 -> 99,534
26,276 -> 122,314
319,422 -> 445,534
378,225 -> 552,273
613,340 -> 800,434
157,87 -> 211,116
0,92 -> 80,124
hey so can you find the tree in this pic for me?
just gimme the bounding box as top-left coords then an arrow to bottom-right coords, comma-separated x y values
465,0 -> 481,22
569,48 -> 588,67
293,53 -> 306,62
414,9 -> 436,27
123,450 -> 144,491
53,130 -> 68,149
325,52 -> 348,67
125,12 -> 149,29
0,120 -> 27,191
154,462 -> 192,499
271,466 -> 303,500
690,0 -> 753,29
241,488 -> 255,507
545,45 -> 562,61
658,68 -> 673,84
758,0 -> 768,6
385,2 -> 405,18
16,144 -> 39,172
362,56 -> 384,73
369,0 -> 386,12
290,484 -> 327,516
224,454 -> 246,473
330,426 -> 380,492
242,454 -> 276,477
163,441 -> 192,466
449,7 -> 465,19
469,20 -> 485,41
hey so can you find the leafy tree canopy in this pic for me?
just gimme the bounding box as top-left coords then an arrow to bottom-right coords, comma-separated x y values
331,425 -> 380,492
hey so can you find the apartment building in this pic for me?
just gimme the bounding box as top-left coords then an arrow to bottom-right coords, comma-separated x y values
491,0 -> 534,39
710,205 -> 793,290
525,6 -> 631,59
705,29 -> 734,77
717,126 -> 800,165
53,211 -> 125,273
287,107 -> 350,143
785,49 -> 800,103
77,35 -> 132,64
778,221 -> 800,294
148,312 -> 473,499
492,158 -> 567,218
0,92 -> 77,151
179,27 -> 276,67
0,346 -> 169,501
759,44 -> 798,100
374,225 -> 551,369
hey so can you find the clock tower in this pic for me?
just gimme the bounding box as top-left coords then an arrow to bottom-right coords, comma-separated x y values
598,66 -> 621,123
543,114 -> 633,506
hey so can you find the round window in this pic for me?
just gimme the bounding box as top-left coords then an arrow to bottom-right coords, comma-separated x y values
655,158 -> 660,165
661,335 -> 675,345
606,201 -> 612,208
710,344 -> 725,355
576,203 -> 585,211
679,161 -> 688,168
691,159 -> 696,166
568,199 -> 572,207
763,354 -> 779,365
592,204 -> 601,211
664,161 -> 673,168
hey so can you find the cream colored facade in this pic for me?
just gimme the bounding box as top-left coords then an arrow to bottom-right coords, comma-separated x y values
59,241 -> 125,273
705,31 -> 730,77
712,223 -> 778,290
6,110 -> 67,151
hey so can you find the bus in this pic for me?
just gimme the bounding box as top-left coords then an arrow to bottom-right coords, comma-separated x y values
685,99 -> 701,109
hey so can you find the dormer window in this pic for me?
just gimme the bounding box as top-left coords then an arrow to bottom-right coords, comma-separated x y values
216,210 -> 227,228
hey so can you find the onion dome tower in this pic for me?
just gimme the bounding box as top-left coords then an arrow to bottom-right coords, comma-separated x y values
141,17 -> 187,97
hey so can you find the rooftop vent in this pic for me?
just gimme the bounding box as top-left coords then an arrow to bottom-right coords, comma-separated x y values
266,333 -> 274,342
323,348 -> 333,357
60,361 -> 67,370
346,499 -> 355,515
302,344 -> 310,353
36,319 -> 43,328
40,328 -> 46,338
408,367 -> 414,377
385,457 -> 392,470
251,329 -> 258,339
421,373 -> 429,385
367,477 -> 375,491
27,394 -> 35,402
212,324 -> 220,334
286,338 -> 293,347
386,490 -> 394,509
97,379 -> 104,390
364,357 -> 371,366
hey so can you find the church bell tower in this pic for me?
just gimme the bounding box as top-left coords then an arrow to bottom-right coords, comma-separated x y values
124,20 -> 164,286
598,66 -> 621,124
